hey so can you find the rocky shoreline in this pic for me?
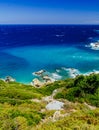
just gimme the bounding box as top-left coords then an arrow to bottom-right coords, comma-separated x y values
1,67 -> 99,87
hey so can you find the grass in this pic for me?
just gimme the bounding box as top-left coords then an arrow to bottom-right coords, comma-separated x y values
0,73 -> 99,129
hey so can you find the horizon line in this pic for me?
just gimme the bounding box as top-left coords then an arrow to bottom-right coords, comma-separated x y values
0,23 -> 99,26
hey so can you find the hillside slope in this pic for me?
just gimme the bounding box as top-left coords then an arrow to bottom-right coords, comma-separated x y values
0,74 -> 99,130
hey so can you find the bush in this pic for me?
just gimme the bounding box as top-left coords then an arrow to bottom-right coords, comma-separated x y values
55,74 -> 99,106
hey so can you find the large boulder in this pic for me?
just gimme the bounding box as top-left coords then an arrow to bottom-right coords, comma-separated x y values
46,100 -> 64,110
31,78 -> 43,87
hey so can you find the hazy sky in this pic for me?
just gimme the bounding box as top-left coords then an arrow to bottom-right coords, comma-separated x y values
0,0 -> 99,24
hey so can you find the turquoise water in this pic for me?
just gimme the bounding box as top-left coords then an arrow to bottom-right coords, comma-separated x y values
1,44 -> 99,84
0,25 -> 99,84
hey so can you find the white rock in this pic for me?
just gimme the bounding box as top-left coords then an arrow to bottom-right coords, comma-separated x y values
84,102 -> 96,110
5,76 -> 16,82
53,111 -> 61,121
46,100 -> 64,110
32,78 -> 43,87
32,70 -> 46,76
42,96 -> 53,102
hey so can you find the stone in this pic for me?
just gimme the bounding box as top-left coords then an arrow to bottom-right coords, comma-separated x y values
33,70 -> 46,76
46,100 -> 64,110
5,76 -> 15,82
31,78 -> 43,87
53,111 -> 61,121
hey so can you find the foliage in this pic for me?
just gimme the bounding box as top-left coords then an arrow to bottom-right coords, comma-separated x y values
0,73 -> 99,129
55,74 -> 99,106
34,108 -> 99,130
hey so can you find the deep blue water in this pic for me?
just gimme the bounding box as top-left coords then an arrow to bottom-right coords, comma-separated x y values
0,25 -> 99,83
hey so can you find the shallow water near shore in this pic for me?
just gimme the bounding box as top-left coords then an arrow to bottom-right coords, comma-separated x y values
0,25 -> 99,83
1,44 -> 99,83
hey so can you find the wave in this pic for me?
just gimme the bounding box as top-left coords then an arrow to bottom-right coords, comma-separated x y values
63,67 -> 99,78
61,67 -> 80,78
94,30 -> 99,34
83,70 -> 99,76
85,40 -> 99,50
56,69 -> 61,73
55,34 -> 64,37
51,72 -> 62,80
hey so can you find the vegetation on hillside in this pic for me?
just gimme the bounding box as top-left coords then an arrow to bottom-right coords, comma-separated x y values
55,74 -> 99,107
0,73 -> 99,130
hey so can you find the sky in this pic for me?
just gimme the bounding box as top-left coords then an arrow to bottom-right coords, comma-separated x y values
0,0 -> 99,24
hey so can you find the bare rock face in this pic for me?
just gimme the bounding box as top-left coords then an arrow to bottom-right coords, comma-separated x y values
31,78 -> 43,87
53,111 -> 61,121
84,102 -> 96,110
33,70 -> 46,76
46,100 -> 64,110
32,69 -> 55,86
52,111 -> 70,122
42,75 -> 52,82
5,76 -> 16,82
42,96 -> 53,103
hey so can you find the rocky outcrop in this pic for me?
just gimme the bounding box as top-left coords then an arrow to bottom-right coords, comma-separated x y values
84,102 -> 96,110
33,70 -> 46,76
5,76 -> 16,82
46,100 -> 64,110
32,69 -> 55,87
42,75 -> 52,82
31,78 -> 43,87
52,111 -> 70,122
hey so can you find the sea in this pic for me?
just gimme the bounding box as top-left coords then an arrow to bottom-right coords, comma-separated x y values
0,24 -> 99,84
